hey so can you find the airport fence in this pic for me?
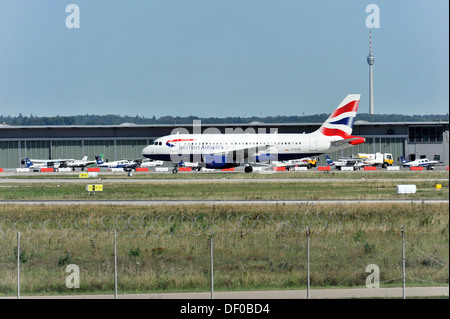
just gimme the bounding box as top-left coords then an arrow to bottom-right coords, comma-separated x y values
0,213 -> 448,299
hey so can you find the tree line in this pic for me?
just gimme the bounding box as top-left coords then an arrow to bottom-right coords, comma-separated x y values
0,113 -> 448,126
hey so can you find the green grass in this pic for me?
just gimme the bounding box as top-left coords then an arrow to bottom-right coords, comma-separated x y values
0,203 -> 448,296
0,171 -> 447,296
0,179 -> 448,200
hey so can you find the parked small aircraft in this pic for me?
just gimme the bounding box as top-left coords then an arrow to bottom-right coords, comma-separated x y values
271,157 -> 317,170
95,156 -> 137,168
139,159 -> 164,167
24,158 -> 61,169
400,156 -> 439,170
325,155 -> 366,170
59,156 -> 96,171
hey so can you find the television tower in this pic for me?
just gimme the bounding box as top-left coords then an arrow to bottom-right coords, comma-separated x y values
367,30 -> 375,114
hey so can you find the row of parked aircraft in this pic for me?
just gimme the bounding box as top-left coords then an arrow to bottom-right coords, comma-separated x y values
324,154 -> 439,170
24,156 -> 163,171
21,94 -> 441,174
24,156 -> 96,170
25,152 -> 439,173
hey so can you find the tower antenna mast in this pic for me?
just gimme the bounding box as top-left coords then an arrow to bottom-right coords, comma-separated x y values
367,30 -> 375,114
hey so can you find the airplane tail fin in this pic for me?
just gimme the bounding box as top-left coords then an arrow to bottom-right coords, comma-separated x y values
400,156 -> 407,164
316,94 -> 361,141
95,156 -> 104,165
325,155 -> 334,166
25,158 -> 33,168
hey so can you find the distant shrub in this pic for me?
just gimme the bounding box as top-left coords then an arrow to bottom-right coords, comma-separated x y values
364,242 -> 376,255
128,247 -> 141,258
14,249 -> 29,264
353,229 -> 364,242
420,216 -> 434,227
58,253 -> 72,266
151,247 -> 165,256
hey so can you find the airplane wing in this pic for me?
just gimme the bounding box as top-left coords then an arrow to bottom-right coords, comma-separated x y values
79,161 -> 97,167
210,146 -> 278,164
272,158 -> 313,168
122,162 -> 140,171
205,144 -> 275,157
168,143 -> 281,170
58,160 -> 70,167
345,158 -> 366,165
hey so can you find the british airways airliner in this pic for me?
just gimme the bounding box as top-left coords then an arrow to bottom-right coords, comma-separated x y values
142,94 -> 365,173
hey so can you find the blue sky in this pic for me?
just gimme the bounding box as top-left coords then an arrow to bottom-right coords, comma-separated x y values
0,0 -> 448,118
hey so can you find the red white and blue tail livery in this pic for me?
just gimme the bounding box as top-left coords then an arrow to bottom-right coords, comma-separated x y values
315,94 -> 364,145
142,94 -> 365,173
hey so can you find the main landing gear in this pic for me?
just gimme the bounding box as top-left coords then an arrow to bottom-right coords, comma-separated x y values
244,166 -> 253,173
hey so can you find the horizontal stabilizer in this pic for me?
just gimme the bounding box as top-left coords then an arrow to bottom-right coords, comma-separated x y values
331,136 -> 365,147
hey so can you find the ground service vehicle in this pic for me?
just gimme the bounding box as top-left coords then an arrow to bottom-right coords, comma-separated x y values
357,153 -> 394,168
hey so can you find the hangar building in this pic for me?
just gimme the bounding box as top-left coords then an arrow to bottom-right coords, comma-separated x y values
0,121 -> 448,169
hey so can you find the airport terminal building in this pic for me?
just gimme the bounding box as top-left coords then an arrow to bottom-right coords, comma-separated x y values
0,121 -> 448,169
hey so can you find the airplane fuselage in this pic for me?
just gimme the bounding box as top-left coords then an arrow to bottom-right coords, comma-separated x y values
65,161 -> 96,168
402,158 -> 438,167
96,160 -> 133,168
143,132 -> 353,164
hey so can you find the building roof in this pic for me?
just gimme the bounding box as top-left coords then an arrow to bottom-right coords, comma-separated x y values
0,121 -> 448,130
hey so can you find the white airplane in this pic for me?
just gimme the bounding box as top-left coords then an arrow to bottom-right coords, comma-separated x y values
24,158 -> 62,169
400,156 -> 439,170
95,156 -> 138,171
141,94 -> 365,173
60,156 -> 97,171
139,159 -> 164,167
325,155 -> 366,170
271,157 -> 317,170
